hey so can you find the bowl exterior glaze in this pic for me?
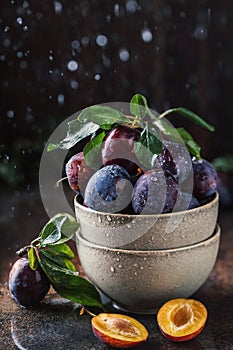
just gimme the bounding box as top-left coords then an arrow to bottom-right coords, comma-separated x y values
76,225 -> 220,314
74,193 -> 219,249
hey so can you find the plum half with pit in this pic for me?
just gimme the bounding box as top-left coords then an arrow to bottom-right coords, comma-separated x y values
101,125 -> 143,181
65,152 -> 95,195
132,168 -> 179,214
9,257 -> 50,307
84,164 -> 133,213
192,159 -> 218,200
92,313 -> 149,348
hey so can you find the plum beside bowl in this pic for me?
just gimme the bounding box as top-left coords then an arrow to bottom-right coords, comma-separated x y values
74,192 -> 219,250
76,225 -> 220,314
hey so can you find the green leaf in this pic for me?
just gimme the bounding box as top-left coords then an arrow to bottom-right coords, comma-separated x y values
83,131 -> 106,169
153,119 -> 182,142
159,107 -> 215,132
130,94 -> 148,118
212,155 -> 233,173
176,127 -> 202,159
28,247 -> 38,270
134,124 -> 162,169
39,256 -> 102,308
47,119 -> 99,151
44,243 -> 74,259
39,249 -> 76,271
78,105 -> 131,128
39,213 -> 79,246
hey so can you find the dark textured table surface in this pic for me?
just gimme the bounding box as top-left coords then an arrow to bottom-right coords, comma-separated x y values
0,192 -> 233,350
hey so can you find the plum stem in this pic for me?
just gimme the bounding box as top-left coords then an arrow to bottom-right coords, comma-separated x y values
31,238 -> 40,246
80,307 -> 97,317
16,245 -> 31,257
32,246 -> 41,262
56,177 -> 68,187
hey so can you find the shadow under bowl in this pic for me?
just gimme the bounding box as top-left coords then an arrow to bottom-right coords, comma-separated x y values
76,224 -> 220,314
74,192 -> 219,250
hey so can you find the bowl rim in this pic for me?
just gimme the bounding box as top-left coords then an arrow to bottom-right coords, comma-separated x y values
74,191 -> 219,219
76,223 -> 220,254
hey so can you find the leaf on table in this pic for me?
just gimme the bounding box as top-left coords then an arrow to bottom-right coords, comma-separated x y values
39,255 -> 102,308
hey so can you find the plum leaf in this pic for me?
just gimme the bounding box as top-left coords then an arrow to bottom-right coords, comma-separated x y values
135,124 -> 162,169
212,156 -> 233,173
39,213 -> 79,246
130,93 -> 148,118
83,131 -> 106,169
39,249 -> 76,271
28,247 -> 38,271
159,107 -> 215,132
39,255 -> 103,308
176,127 -> 201,160
47,120 -> 99,151
78,105 -> 131,128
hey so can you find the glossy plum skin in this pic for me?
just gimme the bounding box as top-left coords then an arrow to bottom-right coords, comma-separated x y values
157,140 -> 192,183
65,152 -> 95,195
84,164 -> 132,213
157,147 -> 177,178
132,169 -> 179,214
9,258 -> 50,307
193,159 -> 218,200
101,125 -> 142,180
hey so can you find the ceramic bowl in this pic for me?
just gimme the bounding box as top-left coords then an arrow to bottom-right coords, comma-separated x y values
76,224 -> 220,314
74,192 -> 219,249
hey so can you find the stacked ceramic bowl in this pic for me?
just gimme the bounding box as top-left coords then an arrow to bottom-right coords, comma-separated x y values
75,192 -> 220,314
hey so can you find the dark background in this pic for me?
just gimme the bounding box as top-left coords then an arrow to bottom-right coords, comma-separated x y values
0,1 -> 233,276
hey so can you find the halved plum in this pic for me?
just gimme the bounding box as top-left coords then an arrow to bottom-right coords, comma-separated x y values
92,313 -> 149,348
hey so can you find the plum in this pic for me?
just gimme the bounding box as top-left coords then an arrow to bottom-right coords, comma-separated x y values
132,168 -> 179,214
65,152 -> 95,195
157,298 -> 208,342
92,313 -> 149,348
192,159 -> 218,200
9,258 -> 50,307
174,192 -> 200,212
157,147 -> 177,178
157,140 -> 192,183
84,164 -> 132,213
101,125 -> 142,180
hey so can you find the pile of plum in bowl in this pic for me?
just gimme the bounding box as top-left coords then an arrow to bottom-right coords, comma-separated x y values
54,95 -> 220,314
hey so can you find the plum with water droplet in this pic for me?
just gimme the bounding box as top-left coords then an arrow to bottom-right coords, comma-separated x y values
65,152 -> 95,195
101,125 -> 143,182
9,258 -> 50,307
132,168 -> 179,214
157,140 -> 192,183
84,164 -> 132,213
